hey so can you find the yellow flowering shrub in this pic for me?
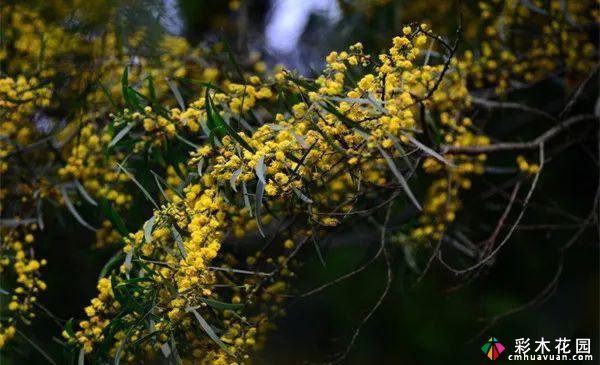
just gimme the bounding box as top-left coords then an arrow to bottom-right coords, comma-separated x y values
1,0 -> 597,363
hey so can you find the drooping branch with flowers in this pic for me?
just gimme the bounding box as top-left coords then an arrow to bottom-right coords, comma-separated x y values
1,0 -> 598,363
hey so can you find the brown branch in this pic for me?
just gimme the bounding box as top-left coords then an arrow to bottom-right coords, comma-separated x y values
440,114 -> 596,154
558,65 -> 599,120
297,202 -> 393,298
471,96 -> 558,123
447,144 -> 545,274
328,203 -> 393,365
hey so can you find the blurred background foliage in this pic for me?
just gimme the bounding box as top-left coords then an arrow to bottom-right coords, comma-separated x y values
0,0 -> 598,364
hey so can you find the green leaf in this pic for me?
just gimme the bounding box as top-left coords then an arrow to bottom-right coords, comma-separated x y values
61,187 -> 97,231
311,229 -> 326,267
150,170 -> 183,199
377,145 -> 422,211
75,180 -> 98,206
255,180 -> 266,238
185,307 -> 234,357
109,123 -> 136,149
166,78 -> 185,110
174,132 -> 200,149
78,348 -> 85,365
284,73 -> 318,92
115,277 -> 153,287
205,88 -> 255,153
254,155 -> 266,184
144,216 -> 155,244
131,329 -> 166,347
229,167 -> 243,192
111,273 -> 145,314
241,181 -> 252,218
171,226 -> 186,259
64,319 -> 76,338
321,101 -> 367,133
99,82 -> 117,108
292,187 -> 313,204
116,163 -> 159,209
100,198 -> 128,235
223,38 -> 246,83
122,67 -> 130,105
99,251 -> 125,280
146,75 -> 156,101
198,297 -> 244,311
15,329 -> 57,365
401,132 -> 453,167
126,87 -> 143,111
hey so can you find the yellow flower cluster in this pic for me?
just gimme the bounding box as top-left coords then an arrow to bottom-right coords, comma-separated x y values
461,0 -> 598,92
0,227 -> 47,348
0,74 -> 53,349
0,76 -> 52,173
516,155 -> 540,174
67,24 -> 498,362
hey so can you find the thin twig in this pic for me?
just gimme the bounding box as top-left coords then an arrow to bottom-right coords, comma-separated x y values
441,114 -> 595,154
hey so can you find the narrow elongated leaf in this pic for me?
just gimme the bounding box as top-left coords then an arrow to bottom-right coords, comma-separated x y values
78,346 -> 85,365
146,75 -> 156,100
205,89 -> 255,153
199,118 -> 212,138
124,248 -> 133,279
401,132 -> 453,167
321,101 -> 367,132
172,226 -> 186,258
230,167 -> 243,192
0,218 -> 36,227
197,297 -> 244,310
109,123 -> 135,149
144,216 -> 155,244
64,319 -> 76,338
237,116 -> 255,132
75,180 -> 98,206
36,196 -> 44,230
223,38 -> 246,83
377,146 -> 422,211
292,187 -> 313,204
61,187 -> 97,231
242,181 -> 252,217
121,67 -> 130,105
166,78 -> 185,110
403,244 -> 421,273
386,132 -> 414,172
255,155 -> 266,184
169,335 -> 182,363
16,329 -> 57,365
174,132 -> 200,149
117,162 -> 159,208
197,158 -> 204,176
151,170 -> 183,199
255,180 -> 266,237
152,173 -> 170,202
99,251 -> 124,280
99,82 -> 117,108
100,198 -> 128,235
310,221 -> 326,267
160,342 -> 171,358
290,130 -> 309,149
185,307 -> 234,356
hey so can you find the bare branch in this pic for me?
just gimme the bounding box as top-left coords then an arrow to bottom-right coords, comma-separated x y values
441,114 -> 596,154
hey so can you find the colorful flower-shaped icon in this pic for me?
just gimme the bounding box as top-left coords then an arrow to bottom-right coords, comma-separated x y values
481,337 -> 505,360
